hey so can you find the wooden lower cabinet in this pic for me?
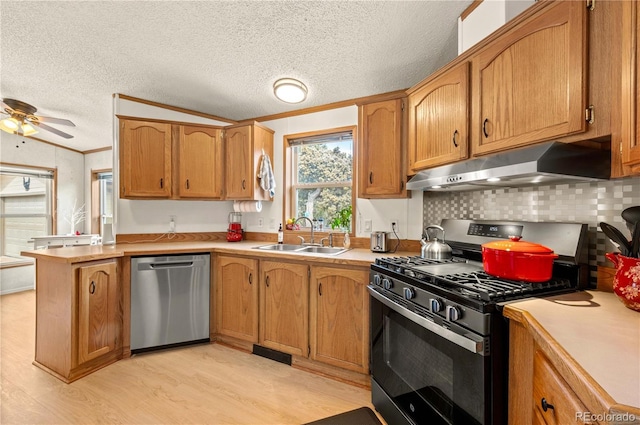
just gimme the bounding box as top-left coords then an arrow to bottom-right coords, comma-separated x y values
215,256 -> 259,343
532,351 -> 592,425
309,266 -> 369,374
34,258 -> 122,383
259,261 -> 309,357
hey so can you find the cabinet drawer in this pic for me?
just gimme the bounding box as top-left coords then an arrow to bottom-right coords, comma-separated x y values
533,351 -> 595,425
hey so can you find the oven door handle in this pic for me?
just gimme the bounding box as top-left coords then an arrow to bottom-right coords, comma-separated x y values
368,286 -> 487,356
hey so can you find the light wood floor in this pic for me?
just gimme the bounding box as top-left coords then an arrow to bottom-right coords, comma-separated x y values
1,290 -> 382,424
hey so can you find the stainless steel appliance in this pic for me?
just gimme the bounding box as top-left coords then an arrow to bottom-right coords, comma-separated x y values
369,219 -> 588,425
131,254 -> 210,352
371,231 -> 390,252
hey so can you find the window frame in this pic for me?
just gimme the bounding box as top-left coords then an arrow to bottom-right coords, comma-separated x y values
0,162 -> 57,257
283,126 -> 357,235
91,169 -> 112,236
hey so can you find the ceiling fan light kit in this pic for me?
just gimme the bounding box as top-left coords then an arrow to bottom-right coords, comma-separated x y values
0,116 -> 38,136
273,78 -> 308,103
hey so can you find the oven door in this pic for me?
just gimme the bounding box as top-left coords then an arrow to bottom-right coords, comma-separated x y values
369,287 -> 496,425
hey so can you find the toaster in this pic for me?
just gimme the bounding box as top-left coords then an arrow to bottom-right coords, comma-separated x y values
371,231 -> 390,252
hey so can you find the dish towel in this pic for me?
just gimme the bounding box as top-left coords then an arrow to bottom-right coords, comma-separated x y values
258,153 -> 276,198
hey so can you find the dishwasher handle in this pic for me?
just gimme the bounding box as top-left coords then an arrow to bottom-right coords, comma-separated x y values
136,258 -> 206,271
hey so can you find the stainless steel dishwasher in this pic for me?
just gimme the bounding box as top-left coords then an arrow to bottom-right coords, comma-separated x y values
130,254 -> 210,352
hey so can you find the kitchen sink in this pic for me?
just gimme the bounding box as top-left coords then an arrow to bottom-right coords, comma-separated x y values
253,244 -> 348,256
254,244 -> 305,251
298,246 -> 349,255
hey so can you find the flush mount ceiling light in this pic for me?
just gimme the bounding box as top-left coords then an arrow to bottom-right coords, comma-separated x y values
273,78 -> 308,103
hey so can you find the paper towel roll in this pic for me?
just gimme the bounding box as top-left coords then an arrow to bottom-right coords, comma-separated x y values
233,201 -> 262,213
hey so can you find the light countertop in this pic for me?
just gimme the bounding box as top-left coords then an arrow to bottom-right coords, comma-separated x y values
504,291 -> 640,410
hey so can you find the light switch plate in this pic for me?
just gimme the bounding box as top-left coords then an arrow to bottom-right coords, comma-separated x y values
364,219 -> 372,232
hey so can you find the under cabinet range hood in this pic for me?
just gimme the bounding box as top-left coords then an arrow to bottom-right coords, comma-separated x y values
406,142 -> 611,192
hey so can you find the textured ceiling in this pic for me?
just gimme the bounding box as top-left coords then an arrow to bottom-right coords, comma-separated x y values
0,1 -> 471,152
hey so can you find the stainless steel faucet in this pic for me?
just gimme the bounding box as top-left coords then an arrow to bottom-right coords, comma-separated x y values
295,216 -> 318,245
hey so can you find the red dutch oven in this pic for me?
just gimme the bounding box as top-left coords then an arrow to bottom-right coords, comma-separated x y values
481,236 -> 558,282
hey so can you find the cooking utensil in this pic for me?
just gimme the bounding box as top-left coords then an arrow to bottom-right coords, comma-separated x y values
621,206 -> 640,238
481,236 -> 558,282
632,220 -> 640,258
420,225 -> 452,260
600,222 -> 632,257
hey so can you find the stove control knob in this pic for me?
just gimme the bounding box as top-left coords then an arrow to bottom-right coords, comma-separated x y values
429,298 -> 443,313
446,305 -> 461,322
403,287 -> 415,300
373,274 -> 382,286
382,278 -> 393,290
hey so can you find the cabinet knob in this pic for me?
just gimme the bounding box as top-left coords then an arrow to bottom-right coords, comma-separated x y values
452,130 -> 459,148
541,398 -> 554,412
482,118 -> 490,138
89,281 -> 96,294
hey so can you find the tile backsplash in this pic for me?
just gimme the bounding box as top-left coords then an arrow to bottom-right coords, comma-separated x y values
422,176 -> 640,285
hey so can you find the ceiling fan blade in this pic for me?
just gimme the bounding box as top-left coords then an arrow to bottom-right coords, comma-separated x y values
35,116 -> 76,127
33,121 -> 74,139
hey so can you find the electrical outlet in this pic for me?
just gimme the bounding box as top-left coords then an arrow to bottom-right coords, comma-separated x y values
258,218 -> 264,227
169,215 -> 176,233
390,219 -> 398,232
364,219 -> 372,233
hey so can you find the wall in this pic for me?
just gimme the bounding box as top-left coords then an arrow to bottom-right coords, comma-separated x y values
422,176 -> 640,281
114,100 -> 424,241
0,132 -> 85,235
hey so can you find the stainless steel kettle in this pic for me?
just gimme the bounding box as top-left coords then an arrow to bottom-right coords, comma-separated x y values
420,225 -> 452,260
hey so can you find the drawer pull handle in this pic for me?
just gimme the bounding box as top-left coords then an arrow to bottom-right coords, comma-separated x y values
265,275 -> 270,287
160,178 -> 164,188
482,118 -> 490,138
452,130 -> 459,148
89,281 -> 96,294
248,273 -> 253,285
369,172 -> 373,184
541,398 -> 554,412
242,179 -> 246,190
186,179 -> 190,189
319,283 -> 322,296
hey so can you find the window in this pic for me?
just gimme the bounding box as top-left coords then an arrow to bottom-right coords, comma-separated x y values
91,170 -> 113,237
0,165 -> 55,259
285,127 -> 355,232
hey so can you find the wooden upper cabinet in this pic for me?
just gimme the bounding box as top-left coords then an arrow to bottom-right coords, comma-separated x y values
407,61 -> 470,173
176,125 -> 223,198
215,256 -> 259,343
120,120 -> 172,198
622,0 -> 640,170
472,0 -> 588,155
358,98 -> 408,198
224,122 -> 274,200
77,261 -> 119,365
309,266 -> 369,374
259,261 -> 309,357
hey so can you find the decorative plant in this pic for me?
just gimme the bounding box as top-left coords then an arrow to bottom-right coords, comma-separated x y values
330,205 -> 352,231
62,199 -> 86,234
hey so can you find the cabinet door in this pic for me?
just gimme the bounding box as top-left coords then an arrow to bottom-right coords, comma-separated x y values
408,61 -> 469,172
224,125 -> 252,199
359,99 -> 407,198
216,256 -> 259,343
177,125 -> 223,198
119,120 -> 172,198
77,261 -> 119,364
259,261 -> 308,357
622,0 -> 640,168
309,266 -> 369,373
532,351 -> 591,425
472,1 -> 587,155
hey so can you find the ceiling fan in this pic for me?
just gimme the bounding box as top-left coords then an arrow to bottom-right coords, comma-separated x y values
0,98 -> 75,139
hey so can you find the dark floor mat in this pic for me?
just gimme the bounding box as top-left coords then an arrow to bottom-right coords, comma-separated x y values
304,407 -> 383,425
